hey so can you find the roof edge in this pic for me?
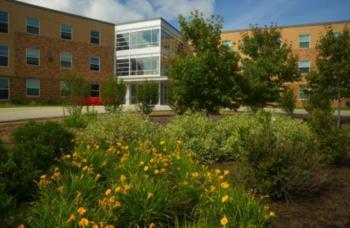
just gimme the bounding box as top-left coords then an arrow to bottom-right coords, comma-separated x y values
116,17 -> 180,33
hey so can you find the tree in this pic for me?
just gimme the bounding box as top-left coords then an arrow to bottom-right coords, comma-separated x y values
306,26 -> 350,128
101,76 -> 127,112
240,25 -> 300,112
168,11 -> 241,114
280,87 -> 296,116
136,81 -> 159,115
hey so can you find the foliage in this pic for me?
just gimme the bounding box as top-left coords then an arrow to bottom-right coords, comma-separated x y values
306,26 -> 350,127
240,25 -> 300,111
27,139 -> 271,227
75,112 -> 162,148
136,81 -> 159,115
3,122 -> 74,202
101,77 -> 127,112
280,87 -> 296,115
237,112 -> 320,200
169,11 -> 241,114
64,107 -> 98,129
164,113 -> 259,163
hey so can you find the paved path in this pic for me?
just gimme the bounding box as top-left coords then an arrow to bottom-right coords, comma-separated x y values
0,106 -> 349,123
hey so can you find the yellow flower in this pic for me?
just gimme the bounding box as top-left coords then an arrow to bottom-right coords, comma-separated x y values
139,161 -> 145,166
79,218 -> 89,227
114,186 -> 122,193
176,140 -> 182,145
218,175 -> 224,180
154,169 -> 160,174
77,207 -> 86,215
224,170 -> 230,176
210,185 -> 216,192
147,192 -> 154,200
160,140 -> 166,145
220,215 -> 228,226
269,211 -> 277,218
105,189 -> 112,196
105,225 -> 115,228
221,195 -> 230,203
57,186 -> 64,193
144,166 -> 149,171
215,169 -> 221,175
221,182 -> 230,189
113,200 -> 121,208
68,214 -> 76,222
17,224 -> 25,228
92,224 -> 99,228
95,173 -> 102,180
191,172 -> 199,178
120,175 -> 127,182
76,191 -> 82,199
149,223 -> 155,228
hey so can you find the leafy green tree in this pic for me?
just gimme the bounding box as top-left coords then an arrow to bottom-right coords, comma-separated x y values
136,81 -> 159,115
306,26 -> 350,128
280,87 -> 296,115
168,11 -> 241,114
240,25 -> 300,112
101,76 -> 127,112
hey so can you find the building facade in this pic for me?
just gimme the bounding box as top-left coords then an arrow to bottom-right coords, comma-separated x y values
221,21 -> 349,106
115,18 -> 181,107
0,0 -> 115,102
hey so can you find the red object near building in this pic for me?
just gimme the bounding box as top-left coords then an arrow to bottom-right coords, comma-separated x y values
86,97 -> 103,106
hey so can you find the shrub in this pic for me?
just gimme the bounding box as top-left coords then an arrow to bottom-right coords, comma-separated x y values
237,112 -> 320,200
101,77 -> 127,112
280,88 -> 296,115
28,140 -> 271,227
4,121 -> 74,202
76,112 -> 162,148
63,108 -> 98,129
136,81 -> 159,115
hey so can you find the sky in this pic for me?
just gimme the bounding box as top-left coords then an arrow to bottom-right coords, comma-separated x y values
18,0 -> 350,31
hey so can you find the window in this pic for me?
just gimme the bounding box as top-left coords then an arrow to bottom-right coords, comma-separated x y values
130,29 -> 160,49
26,48 -> 40,65
90,84 -> 100,97
116,33 -> 130,50
60,81 -> 69,97
223,40 -> 232,47
299,86 -> 309,100
0,78 -> 9,100
60,52 -> 72,68
299,34 -> 310,48
116,59 -> 129,76
0,11 -> 8,33
26,79 -> 40,97
26,17 -> 39,34
61,24 -> 72,40
0,45 -> 9,67
299,60 -> 310,73
90,30 -> 100,44
131,57 -> 159,75
90,57 -> 100,71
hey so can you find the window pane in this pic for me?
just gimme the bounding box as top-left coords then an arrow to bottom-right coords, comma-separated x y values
299,86 -> 309,100
0,11 -> 8,33
130,29 -> 160,49
299,60 -> 310,73
152,29 -> 160,45
26,79 -> 40,96
90,57 -> 100,71
61,24 -> 72,39
0,78 -> 9,100
27,48 -> 39,65
130,57 -> 159,75
90,84 -> 100,97
27,17 -> 39,34
116,33 -> 129,50
299,35 -> 310,48
0,45 -> 8,67
60,52 -> 72,68
91,30 -> 100,44
116,59 -> 129,76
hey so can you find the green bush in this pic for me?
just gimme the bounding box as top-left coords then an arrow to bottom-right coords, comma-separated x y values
280,88 -> 296,115
101,77 -> 127,112
164,113 -> 258,163
76,112 -> 162,148
4,121 -> 74,202
136,81 -> 159,115
27,139 -> 271,227
237,112 -> 320,200
63,108 -> 98,129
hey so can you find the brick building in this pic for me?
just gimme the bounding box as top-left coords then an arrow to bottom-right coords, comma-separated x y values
0,0 -> 115,102
221,21 -> 349,106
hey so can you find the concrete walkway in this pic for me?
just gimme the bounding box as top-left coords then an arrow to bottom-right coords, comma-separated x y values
0,106 -> 349,123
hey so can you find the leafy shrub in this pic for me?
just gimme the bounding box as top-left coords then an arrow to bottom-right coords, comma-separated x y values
237,112 -> 320,200
280,88 -> 296,115
101,77 -> 127,112
28,140 -> 271,227
164,113 -> 258,163
63,108 -> 98,129
76,112 -> 162,148
4,121 -> 74,202
10,96 -> 28,105
136,81 -> 159,115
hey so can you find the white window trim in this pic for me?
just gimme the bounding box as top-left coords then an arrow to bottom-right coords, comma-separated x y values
0,44 -> 9,68
26,16 -> 40,35
0,77 -> 10,101
26,79 -> 40,97
26,48 -> 40,66
60,24 -> 73,40
91,30 -> 101,45
90,56 -> 101,72
60,52 -> 73,69
299,34 -> 311,49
